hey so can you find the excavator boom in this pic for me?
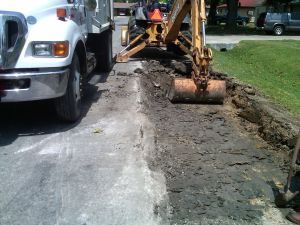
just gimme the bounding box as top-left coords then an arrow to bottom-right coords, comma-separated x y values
164,0 -> 190,42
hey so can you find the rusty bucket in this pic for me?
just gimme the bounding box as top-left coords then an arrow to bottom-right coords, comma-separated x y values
168,78 -> 226,104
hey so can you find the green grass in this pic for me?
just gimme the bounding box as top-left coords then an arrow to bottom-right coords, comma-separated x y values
212,40 -> 300,116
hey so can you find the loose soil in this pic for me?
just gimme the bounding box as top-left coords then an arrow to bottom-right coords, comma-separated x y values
137,56 -> 294,225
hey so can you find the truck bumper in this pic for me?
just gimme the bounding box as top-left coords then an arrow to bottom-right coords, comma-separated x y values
0,68 -> 69,102
256,27 -> 265,30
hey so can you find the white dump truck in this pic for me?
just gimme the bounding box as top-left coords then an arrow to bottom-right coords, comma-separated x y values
0,0 -> 114,121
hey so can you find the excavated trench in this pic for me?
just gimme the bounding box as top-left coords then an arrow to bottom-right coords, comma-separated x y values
132,53 -> 300,224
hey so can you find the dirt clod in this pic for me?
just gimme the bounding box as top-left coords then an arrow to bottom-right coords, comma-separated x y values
244,87 -> 256,95
134,68 -> 143,74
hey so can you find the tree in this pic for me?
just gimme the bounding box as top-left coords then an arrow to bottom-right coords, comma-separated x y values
208,0 -> 220,25
264,0 -> 294,11
226,0 -> 239,29
114,0 -> 137,2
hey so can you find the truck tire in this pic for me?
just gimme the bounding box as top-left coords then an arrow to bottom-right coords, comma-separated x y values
55,53 -> 82,122
167,31 -> 191,56
98,29 -> 113,72
128,16 -> 138,41
273,25 -> 284,36
127,16 -> 147,42
167,43 -> 185,56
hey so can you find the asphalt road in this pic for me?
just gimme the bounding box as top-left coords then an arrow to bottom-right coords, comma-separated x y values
0,16 -> 166,225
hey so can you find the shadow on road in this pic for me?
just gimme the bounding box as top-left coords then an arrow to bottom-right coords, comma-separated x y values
0,71 -> 110,147
130,47 -> 185,61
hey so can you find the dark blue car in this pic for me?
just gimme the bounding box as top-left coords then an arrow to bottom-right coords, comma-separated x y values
215,14 -> 249,26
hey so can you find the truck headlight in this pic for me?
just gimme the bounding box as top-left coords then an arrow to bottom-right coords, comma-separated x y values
32,41 -> 69,57
33,43 -> 52,56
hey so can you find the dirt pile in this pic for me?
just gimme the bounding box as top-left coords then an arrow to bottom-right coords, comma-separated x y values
224,77 -> 300,151
138,58 -> 290,224
137,58 -> 300,152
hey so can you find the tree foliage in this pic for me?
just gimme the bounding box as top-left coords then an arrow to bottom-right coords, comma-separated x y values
208,0 -> 220,25
226,0 -> 238,29
265,0 -> 294,5
264,0 -> 295,11
114,0 -> 137,2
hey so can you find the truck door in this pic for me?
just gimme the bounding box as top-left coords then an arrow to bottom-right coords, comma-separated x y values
86,0 -> 112,33
70,0 -> 88,36
289,12 -> 300,31
97,0 -> 111,26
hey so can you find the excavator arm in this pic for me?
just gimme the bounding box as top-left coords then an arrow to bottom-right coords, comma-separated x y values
164,0 -> 191,42
115,0 -> 226,103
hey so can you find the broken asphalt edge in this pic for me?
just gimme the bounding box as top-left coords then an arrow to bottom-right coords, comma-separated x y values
222,73 -> 300,151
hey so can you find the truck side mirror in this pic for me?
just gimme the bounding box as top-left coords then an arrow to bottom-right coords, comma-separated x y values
85,0 -> 97,11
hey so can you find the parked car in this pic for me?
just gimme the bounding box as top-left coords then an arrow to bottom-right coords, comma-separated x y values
215,14 -> 249,26
256,12 -> 300,35
119,9 -> 127,16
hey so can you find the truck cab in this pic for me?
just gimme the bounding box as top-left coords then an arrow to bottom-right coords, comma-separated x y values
0,0 -> 114,121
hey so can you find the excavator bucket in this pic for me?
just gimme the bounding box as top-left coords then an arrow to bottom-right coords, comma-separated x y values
168,78 -> 226,104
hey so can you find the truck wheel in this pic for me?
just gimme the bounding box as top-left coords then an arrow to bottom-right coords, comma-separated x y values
167,43 -> 185,56
99,29 -> 113,72
55,53 -> 82,122
127,16 -> 143,42
273,25 -> 284,36
167,31 -> 191,56
128,16 -> 138,41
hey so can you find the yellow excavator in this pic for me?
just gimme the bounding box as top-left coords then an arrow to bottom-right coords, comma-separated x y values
116,0 -> 226,103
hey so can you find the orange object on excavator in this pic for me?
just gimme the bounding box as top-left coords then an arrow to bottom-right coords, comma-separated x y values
116,0 -> 226,104
148,9 -> 163,22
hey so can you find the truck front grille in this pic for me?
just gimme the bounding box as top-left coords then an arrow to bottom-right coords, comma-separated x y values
0,11 -> 28,69
7,20 -> 19,50
0,78 -> 30,90
0,18 -> 3,68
